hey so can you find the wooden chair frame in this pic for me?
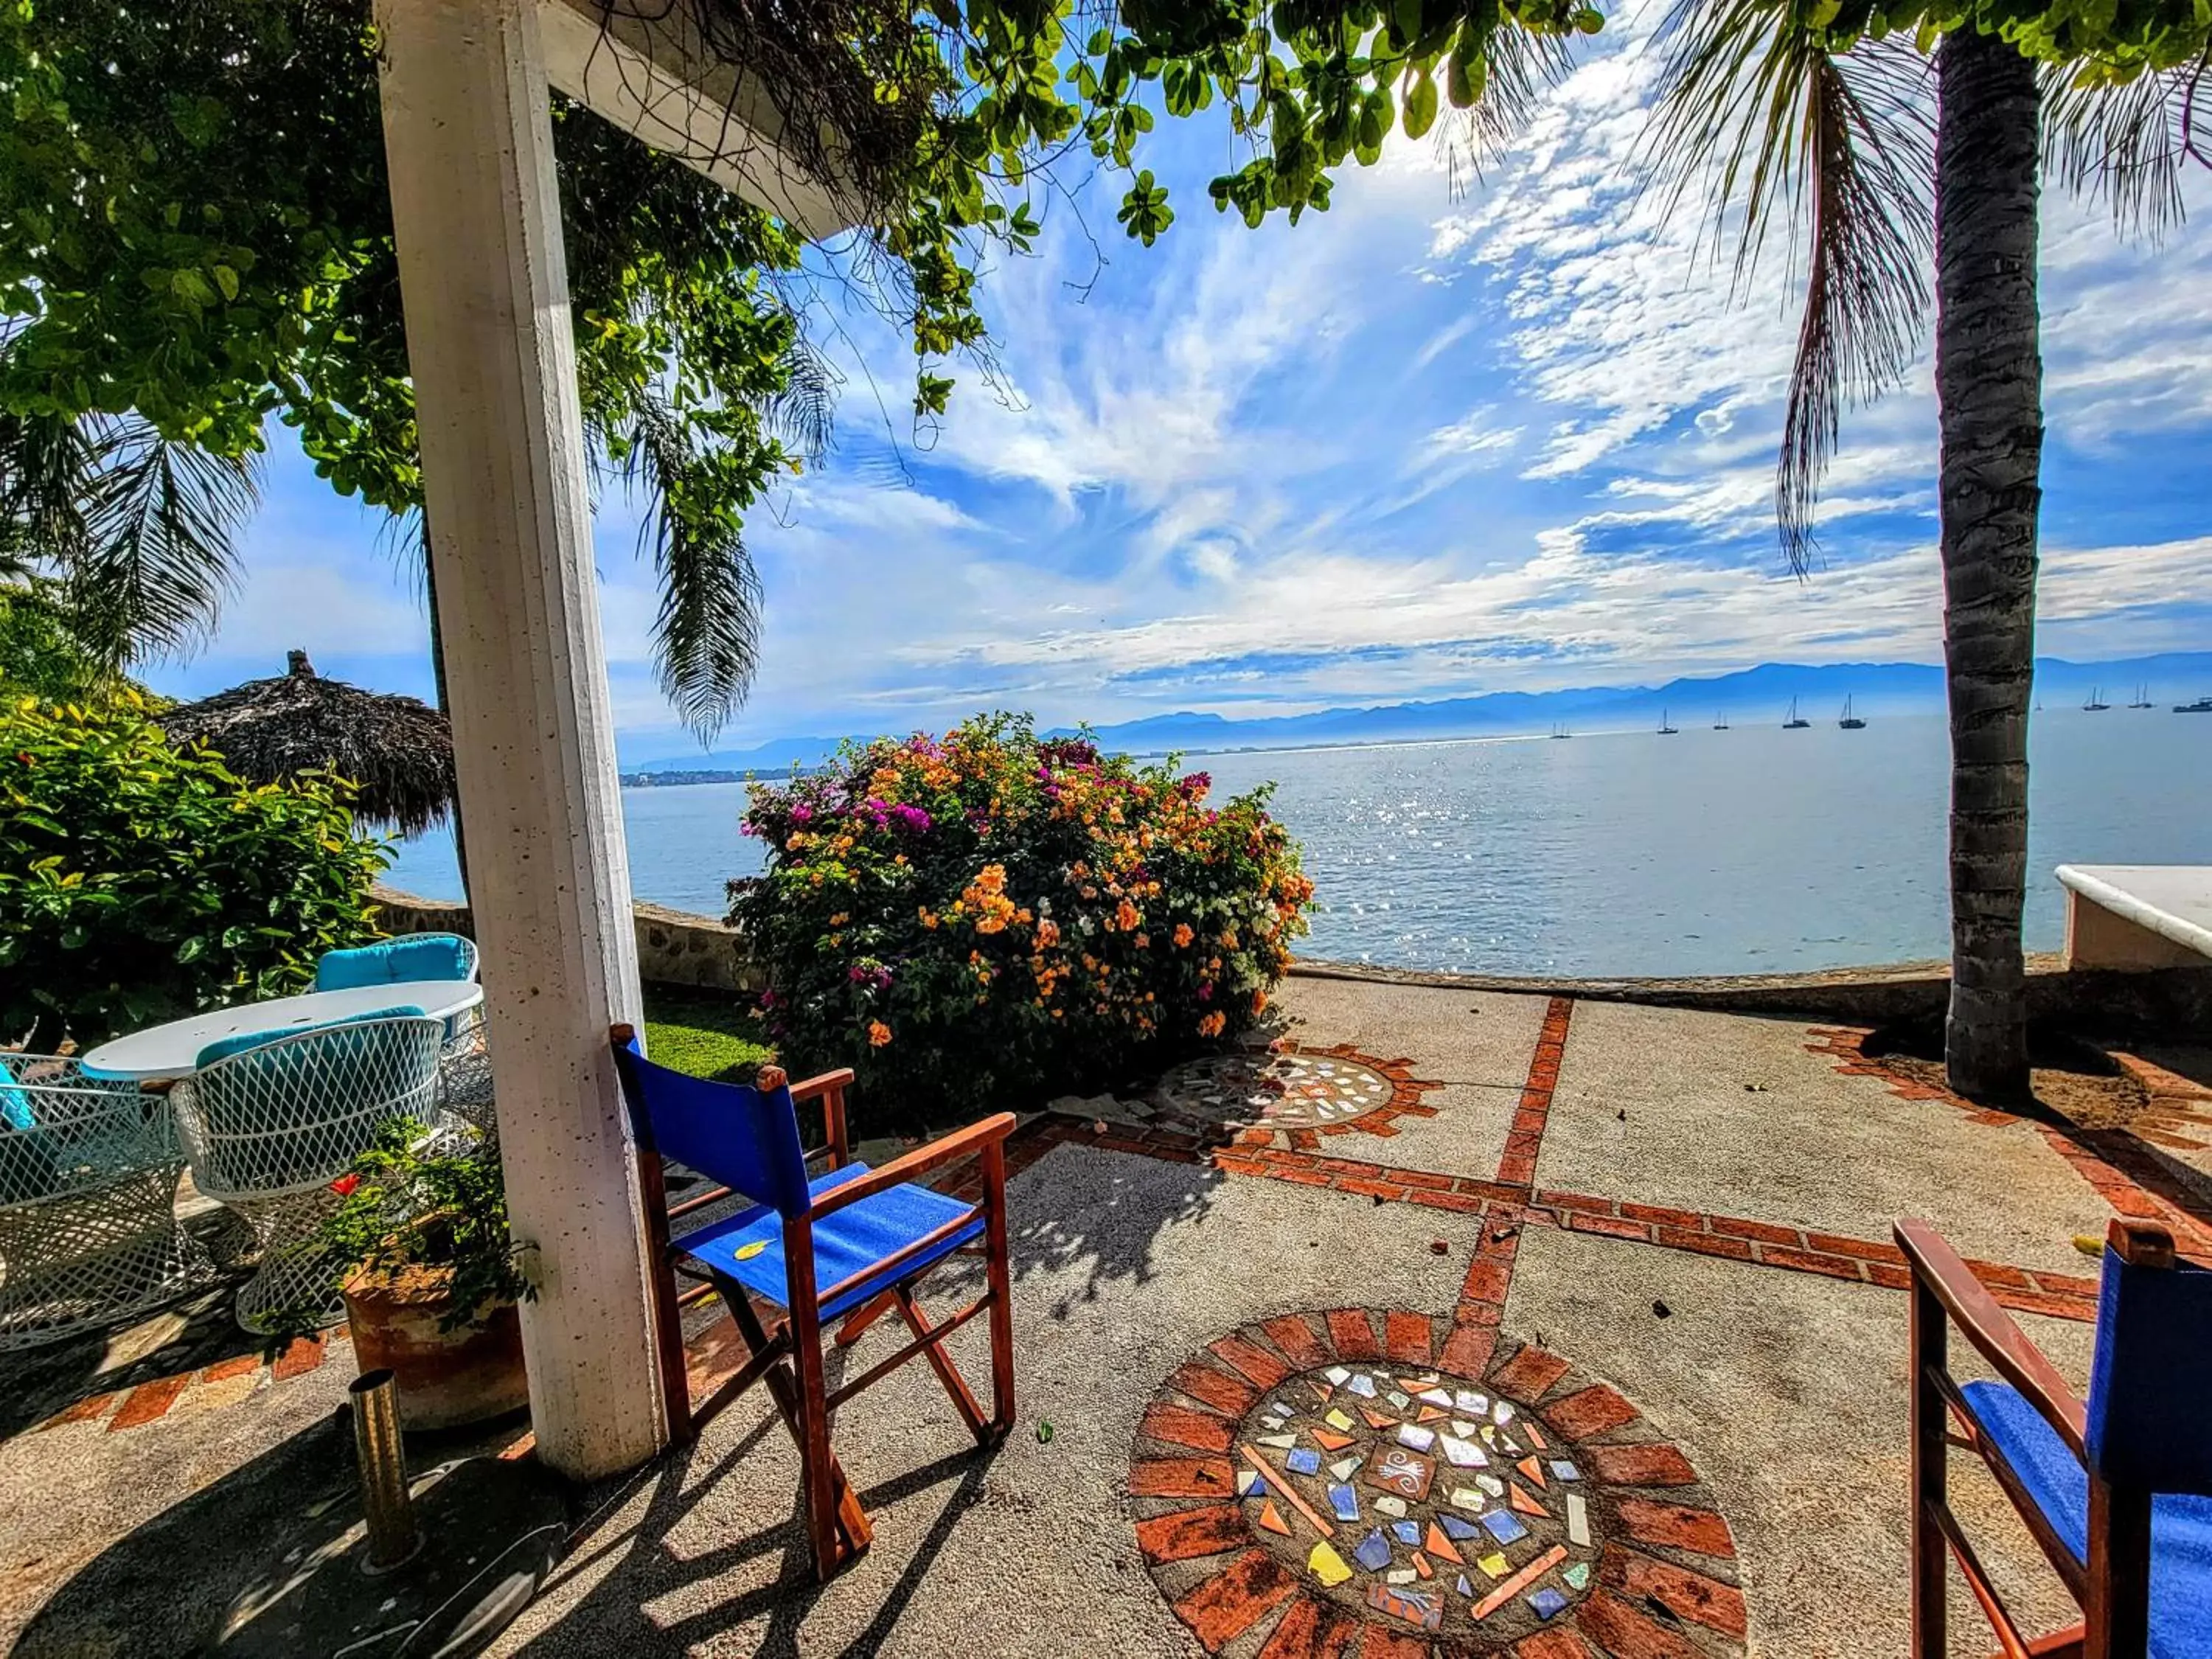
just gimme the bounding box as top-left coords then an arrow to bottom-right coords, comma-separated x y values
1897,1214 -> 2180,1659
615,1027 -> 1016,1579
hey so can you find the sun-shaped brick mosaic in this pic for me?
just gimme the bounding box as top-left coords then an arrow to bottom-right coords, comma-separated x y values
1146,1044 -> 1441,1150
1132,1310 -> 1747,1657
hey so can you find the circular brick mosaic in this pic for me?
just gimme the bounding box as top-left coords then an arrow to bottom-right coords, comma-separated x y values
1131,1310 -> 1747,1657
1147,1044 -> 1441,1150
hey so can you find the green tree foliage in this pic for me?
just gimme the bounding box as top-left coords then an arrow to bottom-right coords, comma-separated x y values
731,714 -> 1313,1129
0,692 -> 390,1051
0,582 -> 124,704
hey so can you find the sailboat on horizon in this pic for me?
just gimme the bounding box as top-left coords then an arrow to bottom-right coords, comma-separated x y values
2084,686 -> 2111,712
1550,722 -> 1571,739
1839,697 -> 1866,730
1783,698 -> 1811,730
2129,684 -> 2154,709
1656,709 -> 1679,734
1713,710 -> 1729,730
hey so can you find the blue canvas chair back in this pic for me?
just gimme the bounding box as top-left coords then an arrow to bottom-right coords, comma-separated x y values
611,1032 -> 812,1220
314,933 -> 478,992
2087,1242 -> 2212,1495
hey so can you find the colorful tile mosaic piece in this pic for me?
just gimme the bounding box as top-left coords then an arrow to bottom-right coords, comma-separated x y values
1551,1460 -> 1579,1482
1475,1551 -> 1509,1580
1258,1499 -> 1293,1537
1528,1587 -> 1569,1621
1391,1520 -> 1422,1545
1562,1562 -> 1590,1592
1328,1484 -> 1361,1522
1309,1542 -> 1353,1587
1329,1456 -> 1362,1481
1517,1455 -> 1547,1489
1346,1374 -> 1377,1399
1425,1522 -> 1464,1565
1286,1447 -> 1322,1475
1396,1423 -> 1437,1453
1354,1528 -> 1394,1572
1439,1433 -> 1486,1467
1367,1582 -> 1443,1633
1324,1409 -> 1355,1433
1509,1482 -> 1546,1518
1566,1492 -> 1590,1548
1363,1444 -> 1436,1502
1374,1495 -> 1408,1518
1480,1509 -> 1528,1546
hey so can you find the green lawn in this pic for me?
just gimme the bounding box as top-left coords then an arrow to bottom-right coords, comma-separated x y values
640,986 -> 774,1082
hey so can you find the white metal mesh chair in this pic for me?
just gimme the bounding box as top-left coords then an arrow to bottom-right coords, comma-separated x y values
171,1012 -> 445,1333
0,1056 -> 214,1351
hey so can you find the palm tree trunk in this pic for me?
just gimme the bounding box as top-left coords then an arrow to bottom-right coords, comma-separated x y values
1935,28 -> 2042,1104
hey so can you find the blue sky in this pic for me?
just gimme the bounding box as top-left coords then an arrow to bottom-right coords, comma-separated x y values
144,15 -> 2212,767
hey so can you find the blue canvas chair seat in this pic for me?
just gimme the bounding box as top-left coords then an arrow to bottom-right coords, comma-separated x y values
1899,1215 -> 2212,1659
673,1164 -> 986,1324
611,1026 -> 1018,1582
1962,1381 -> 2212,1658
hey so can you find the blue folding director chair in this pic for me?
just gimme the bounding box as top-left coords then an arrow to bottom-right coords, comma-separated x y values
610,1025 -> 1018,1579
1896,1214 -> 2212,1659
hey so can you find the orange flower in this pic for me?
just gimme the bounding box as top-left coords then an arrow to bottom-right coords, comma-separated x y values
1114,899 -> 1141,933
1252,989 -> 1269,1015
1036,918 -> 1061,947
867,1020 -> 892,1048
1172,923 -> 1194,949
1197,1012 -> 1226,1038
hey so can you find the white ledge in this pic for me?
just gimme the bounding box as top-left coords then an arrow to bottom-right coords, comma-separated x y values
2055,864 -> 2212,961
538,0 -> 854,240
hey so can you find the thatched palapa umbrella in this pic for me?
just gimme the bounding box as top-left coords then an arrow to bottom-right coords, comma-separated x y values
159,650 -> 457,837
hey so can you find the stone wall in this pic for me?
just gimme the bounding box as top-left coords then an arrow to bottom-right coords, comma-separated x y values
370,886 -> 762,993
371,885 -> 2211,1035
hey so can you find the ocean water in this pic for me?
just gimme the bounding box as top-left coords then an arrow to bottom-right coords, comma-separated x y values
382,709 -> 2212,978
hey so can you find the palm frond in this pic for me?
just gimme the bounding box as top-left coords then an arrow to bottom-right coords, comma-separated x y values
1437,26 -> 1576,190
622,392 -> 763,741
1778,46 -> 1933,572
2045,62 -> 2191,240
0,411 -> 97,576
765,335 -> 841,467
72,417 -> 259,664
1646,3 -> 1932,572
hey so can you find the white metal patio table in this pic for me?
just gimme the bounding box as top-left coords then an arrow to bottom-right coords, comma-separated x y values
79,981 -> 486,1082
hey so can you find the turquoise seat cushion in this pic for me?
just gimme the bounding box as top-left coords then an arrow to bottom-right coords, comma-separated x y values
0,1054 -> 32,1133
1964,1380 -> 2212,1658
195,1005 -> 428,1071
314,934 -> 475,992
672,1164 -> 984,1323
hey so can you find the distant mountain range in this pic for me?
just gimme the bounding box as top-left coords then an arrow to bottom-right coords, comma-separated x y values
630,652 -> 2212,775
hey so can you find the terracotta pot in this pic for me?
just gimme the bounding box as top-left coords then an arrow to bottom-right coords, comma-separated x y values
341,1262 -> 529,1431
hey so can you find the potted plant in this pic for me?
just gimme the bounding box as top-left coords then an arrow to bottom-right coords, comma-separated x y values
324,1121 -> 536,1430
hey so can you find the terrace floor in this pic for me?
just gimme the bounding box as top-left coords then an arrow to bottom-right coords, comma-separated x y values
5,975 -> 2209,1658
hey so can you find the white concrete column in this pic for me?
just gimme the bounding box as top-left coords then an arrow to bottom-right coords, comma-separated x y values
375,0 -> 665,1477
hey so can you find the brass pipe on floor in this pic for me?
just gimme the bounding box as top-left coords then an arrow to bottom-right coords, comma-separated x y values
349,1368 -> 421,1573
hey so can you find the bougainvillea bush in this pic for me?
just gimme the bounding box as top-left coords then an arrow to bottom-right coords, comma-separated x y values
729,713 -> 1313,1127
